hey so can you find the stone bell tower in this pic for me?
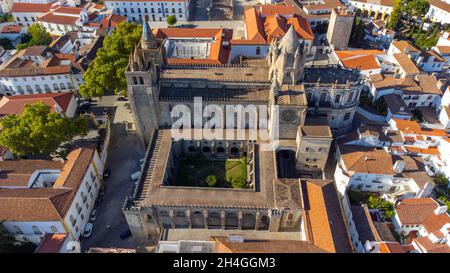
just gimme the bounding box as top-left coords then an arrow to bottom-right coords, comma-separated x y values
268,25 -> 306,86
125,21 -> 164,147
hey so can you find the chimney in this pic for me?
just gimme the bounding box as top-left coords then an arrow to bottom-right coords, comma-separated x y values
393,160 -> 406,174
434,205 -> 448,215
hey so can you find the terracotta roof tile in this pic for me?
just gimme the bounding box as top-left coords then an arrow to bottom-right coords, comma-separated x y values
413,236 -> 450,253
302,179 -> 353,253
11,3 -> 53,13
35,233 -> 68,253
339,145 -> 395,175
393,53 -> 420,76
212,237 -> 328,253
335,50 -> 383,70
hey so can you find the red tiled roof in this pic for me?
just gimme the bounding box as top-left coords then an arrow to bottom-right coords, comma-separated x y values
413,236 -> 450,253
100,14 -> 126,29
1,25 -> 24,34
0,92 -> 74,117
303,179 -> 353,253
35,233 -> 68,253
335,50 -> 383,71
235,5 -> 314,45
11,3 -> 53,13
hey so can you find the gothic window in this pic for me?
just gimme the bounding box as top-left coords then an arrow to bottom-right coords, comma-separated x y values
319,92 -> 328,105
347,92 -> 354,103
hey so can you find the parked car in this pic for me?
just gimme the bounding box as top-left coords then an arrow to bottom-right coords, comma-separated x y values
117,96 -> 128,101
130,171 -> 141,181
119,229 -> 132,239
79,101 -> 91,107
83,223 -> 94,238
90,210 -> 97,222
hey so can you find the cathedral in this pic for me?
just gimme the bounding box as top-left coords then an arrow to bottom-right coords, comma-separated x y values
122,23 -> 362,246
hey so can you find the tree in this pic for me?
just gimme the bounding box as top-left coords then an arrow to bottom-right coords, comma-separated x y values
368,196 -> 396,219
434,174 -> 449,187
231,177 -> 247,189
0,103 -> 88,157
206,175 -> 218,187
349,17 -> 365,47
16,24 -> 51,50
404,0 -> 430,20
79,22 -> 142,98
166,15 -> 177,26
387,0 -> 403,30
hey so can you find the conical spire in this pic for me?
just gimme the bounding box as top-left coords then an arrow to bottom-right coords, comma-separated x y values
278,25 -> 299,55
142,21 -> 153,42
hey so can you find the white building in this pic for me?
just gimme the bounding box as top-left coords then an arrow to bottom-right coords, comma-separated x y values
0,45 -> 84,95
104,0 -> 191,22
392,198 -> 450,253
426,0 -> 450,25
11,2 -> 54,26
335,145 -> 435,201
229,5 -> 314,61
348,0 -> 394,18
0,146 -> 104,244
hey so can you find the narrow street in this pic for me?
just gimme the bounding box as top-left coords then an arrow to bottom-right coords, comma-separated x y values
80,95 -> 145,251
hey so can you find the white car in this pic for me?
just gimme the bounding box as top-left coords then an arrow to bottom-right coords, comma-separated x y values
90,210 -> 97,222
83,223 -> 93,238
130,171 -> 141,181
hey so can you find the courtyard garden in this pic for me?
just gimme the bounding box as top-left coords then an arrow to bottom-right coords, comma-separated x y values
173,155 -> 249,189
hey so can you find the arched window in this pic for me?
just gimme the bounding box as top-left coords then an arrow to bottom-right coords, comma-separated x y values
60,83 -> 66,90
32,225 -> 42,235
13,225 -> 23,234
288,213 -> 293,221
347,92 -> 354,103
334,94 -> 342,104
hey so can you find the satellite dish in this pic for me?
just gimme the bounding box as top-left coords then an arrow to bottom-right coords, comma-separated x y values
66,241 -> 81,253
